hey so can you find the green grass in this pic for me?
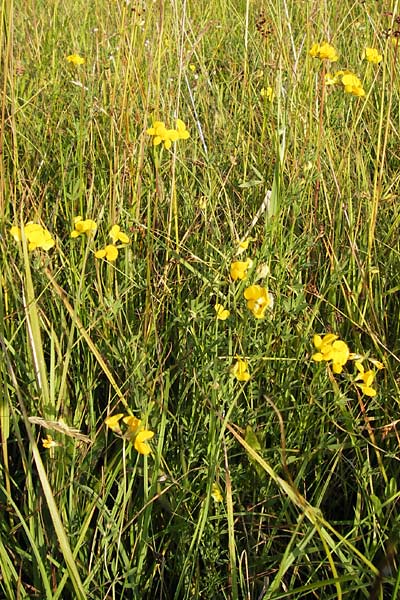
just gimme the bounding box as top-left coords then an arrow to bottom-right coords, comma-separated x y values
2,0 -> 400,598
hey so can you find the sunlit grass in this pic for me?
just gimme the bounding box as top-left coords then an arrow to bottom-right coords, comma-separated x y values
1,0 -> 400,598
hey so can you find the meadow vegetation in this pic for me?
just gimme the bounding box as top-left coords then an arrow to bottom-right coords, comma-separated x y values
2,0 -> 400,598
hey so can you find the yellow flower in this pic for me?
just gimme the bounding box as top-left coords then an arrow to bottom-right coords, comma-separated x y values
134,430 -> 154,455
95,244 -> 119,261
261,86 -> 274,101
325,72 -> 339,86
230,258 -> 253,281
231,356 -> 251,382
354,362 -> 377,397
176,118 -> 190,140
214,303 -> 230,320
312,334 -> 350,374
211,483 -> 223,503
10,222 -> 55,251
71,216 -> 97,238
341,73 -> 365,97
243,285 -> 273,319
42,435 -> 61,449
309,42 -> 338,62
66,54 -> 85,65
363,47 -> 382,64
109,225 -> 130,244
122,415 -> 141,434
105,413 -> 124,433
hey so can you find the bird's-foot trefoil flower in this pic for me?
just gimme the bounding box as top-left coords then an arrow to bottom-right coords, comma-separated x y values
214,303 -> 230,320
71,216 -> 97,238
312,334 -> 353,374
354,362 -> 377,397
244,285 -> 273,319
230,258 -> 253,281
95,244 -> 119,261
231,356 -> 251,382
109,225 -> 130,244
10,223 -> 55,251
363,47 -> 382,64
66,54 -> 85,65
309,42 -> 339,62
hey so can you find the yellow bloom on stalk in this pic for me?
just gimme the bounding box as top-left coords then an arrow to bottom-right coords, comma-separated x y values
105,413 -> 124,433
42,435 -> 61,449
146,118 -> 190,149
10,223 -> 55,251
363,47 -> 382,64
341,72 -> 365,97
71,216 -> 97,238
243,285 -> 273,319
231,356 -> 251,382
176,119 -> 190,139
230,258 -> 253,281
95,244 -> 119,261
214,303 -> 230,320
312,333 -> 351,374
123,416 -> 154,455
66,54 -> 85,65
211,483 -> 223,503
109,225 -> 130,244
354,362 -> 377,397
309,42 -> 339,62
261,86 -> 274,101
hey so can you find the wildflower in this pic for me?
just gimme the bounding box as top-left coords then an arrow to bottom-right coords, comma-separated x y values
231,356 -> 251,382
312,334 -> 351,374
10,223 -> 55,251
230,258 -> 253,281
244,285 -> 273,319
105,413 -> 124,433
211,483 -> 223,503
261,86 -> 274,101
363,47 -> 382,64
309,42 -> 339,62
66,54 -> 85,65
123,416 -> 154,455
175,119 -> 190,140
214,303 -> 230,320
95,244 -> 118,261
354,361 -> 377,397
42,435 -> 61,449
71,216 -> 97,238
340,72 -> 365,97
109,225 -> 130,244
134,430 -> 154,455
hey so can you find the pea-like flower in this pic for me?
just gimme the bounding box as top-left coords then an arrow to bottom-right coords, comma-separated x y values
109,225 -> 130,244
231,356 -> 251,382
42,435 -> 61,449
146,118 -> 190,149
71,216 -> 97,238
354,362 -> 377,397
312,333 -> 351,374
214,303 -> 230,320
66,54 -> 85,65
309,42 -> 339,62
105,414 -> 155,455
95,244 -> 119,261
341,72 -> 365,97
211,483 -> 223,503
230,258 -> 253,281
363,47 -> 382,64
244,285 -> 273,319
10,223 -> 55,251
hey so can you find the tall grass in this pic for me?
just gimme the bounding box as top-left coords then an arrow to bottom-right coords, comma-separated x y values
1,0 -> 400,598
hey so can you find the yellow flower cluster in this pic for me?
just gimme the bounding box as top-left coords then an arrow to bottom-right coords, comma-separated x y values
231,356 -> 251,382
146,118 -> 190,149
66,54 -> 85,65
311,333 -> 383,397
325,70 -> 365,97
309,42 -> 339,62
363,47 -> 382,64
10,223 -> 55,251
105,413 -> 154,455
70,216 -> 130,262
